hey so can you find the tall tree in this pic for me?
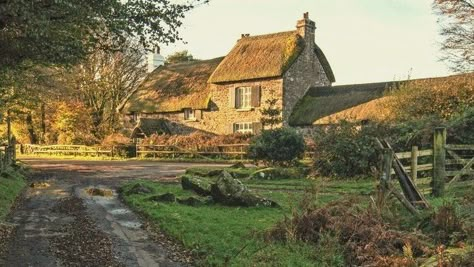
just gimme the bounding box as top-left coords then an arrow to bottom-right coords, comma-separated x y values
0,0 -> 207,76
433,0 -> 474,72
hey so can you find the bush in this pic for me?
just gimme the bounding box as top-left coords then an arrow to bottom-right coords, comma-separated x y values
313,121 -> 386,178
385,74 -> 474,121
248,128 -> 305,166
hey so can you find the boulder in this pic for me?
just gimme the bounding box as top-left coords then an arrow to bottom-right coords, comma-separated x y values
210,171 -> 278,208
181,175 -> 212,196
177,197 -> 204,206
229,162 -> 246,169
125,183 -> 153,195
148,193 -> 176,203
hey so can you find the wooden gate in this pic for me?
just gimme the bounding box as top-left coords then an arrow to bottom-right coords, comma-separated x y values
445,144 -> 474,185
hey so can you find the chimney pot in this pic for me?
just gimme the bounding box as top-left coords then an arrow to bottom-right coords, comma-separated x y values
304,12 -> 309,19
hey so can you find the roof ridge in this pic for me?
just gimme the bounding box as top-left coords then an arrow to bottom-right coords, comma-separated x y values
239,30 -> 297,41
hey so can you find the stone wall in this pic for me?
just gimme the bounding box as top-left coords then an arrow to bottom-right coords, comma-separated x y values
282,43 -> 331,125
138,78 -> 283,135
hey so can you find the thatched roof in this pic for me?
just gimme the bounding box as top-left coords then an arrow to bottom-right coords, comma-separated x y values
208,31 -> 335,83
123,57 -> 224,113
313,96 -> 393,124
315,45 -> 335,83
130,118 -> 170,138
289,81 -> 395,126
290,73 -> 474,126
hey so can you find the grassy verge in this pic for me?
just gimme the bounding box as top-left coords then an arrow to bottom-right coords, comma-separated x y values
0,165 -> 27,221
121,176 -> 375,266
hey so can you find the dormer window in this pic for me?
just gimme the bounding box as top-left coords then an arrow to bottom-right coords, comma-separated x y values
184,108 -> 195,120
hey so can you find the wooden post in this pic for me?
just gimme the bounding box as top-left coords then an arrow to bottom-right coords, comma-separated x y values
411,146 -> 418,181
11,136 -> 16,164
6,110 -> 11,147
381,148 -> 393,185
111,146 -> 115,158
432,127 -> 446,197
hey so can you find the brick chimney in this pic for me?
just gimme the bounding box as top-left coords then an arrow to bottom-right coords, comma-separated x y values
296,12 -> 316,49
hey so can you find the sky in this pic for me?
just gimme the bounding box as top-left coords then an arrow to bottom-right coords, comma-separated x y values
160,0 -> 452,85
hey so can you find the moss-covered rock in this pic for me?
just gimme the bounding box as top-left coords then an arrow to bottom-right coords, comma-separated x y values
210,171 -> 278,208
124,183 -> 153,196
177,197 -> 204,206
181,175 -> 212,196
250,167 -> 309,180
148,193 -> 176,203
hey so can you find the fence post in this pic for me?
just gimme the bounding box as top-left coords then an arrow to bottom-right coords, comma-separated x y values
411,146 -> 418,181
11,136 -> 16,164
111,146 -> 115,158
432,127 -> 446,197
381,148 -> 393,185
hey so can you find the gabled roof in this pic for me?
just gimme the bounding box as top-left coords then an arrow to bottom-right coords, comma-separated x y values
315,44 -> 336,83
289,81 -> 395,126
130,118 -> 170,138
123,57 -> 224,114
208,31 -> 308,83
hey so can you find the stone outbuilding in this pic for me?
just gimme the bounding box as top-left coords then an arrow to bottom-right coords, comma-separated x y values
123,13 -> 335,137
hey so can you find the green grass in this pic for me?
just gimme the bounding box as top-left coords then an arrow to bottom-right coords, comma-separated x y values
121,177 -> 375,266
0,166 -> 27,221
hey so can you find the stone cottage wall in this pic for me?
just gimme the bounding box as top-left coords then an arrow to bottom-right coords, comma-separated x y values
139,78 -> 283,135
282,46 -> 330,126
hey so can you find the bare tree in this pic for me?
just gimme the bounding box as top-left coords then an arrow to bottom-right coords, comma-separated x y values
433,0 -> 474,72
70,42 -> 147,139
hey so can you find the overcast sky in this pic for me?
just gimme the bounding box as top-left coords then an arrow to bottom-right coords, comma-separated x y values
160,0 -> 452,85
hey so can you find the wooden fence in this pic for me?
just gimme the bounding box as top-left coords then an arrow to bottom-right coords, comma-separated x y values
136,144 -> 249,159
20,143 -> 251,160
388,127 -> 473,196
22,144 -> 113,157
391,146 -> 433,195
0,144 -> 16,171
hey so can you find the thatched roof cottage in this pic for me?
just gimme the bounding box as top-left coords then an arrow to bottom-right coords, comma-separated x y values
123,13 -> 335,137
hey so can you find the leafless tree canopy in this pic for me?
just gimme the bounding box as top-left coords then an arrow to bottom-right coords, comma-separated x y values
433,0 -> 474,72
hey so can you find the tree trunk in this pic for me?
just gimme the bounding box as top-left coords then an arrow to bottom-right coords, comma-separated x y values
26,113 -> 38,144
41,103 -> 46,143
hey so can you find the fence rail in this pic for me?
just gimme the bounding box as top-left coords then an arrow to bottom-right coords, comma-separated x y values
136,144 -> 249,159
22,144 -> 112,157
20,143 -> 252,160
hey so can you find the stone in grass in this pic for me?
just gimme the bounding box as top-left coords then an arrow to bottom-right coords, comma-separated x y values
124,183 -> 153,196
181,175 -> 212,196
177,197 -> 204,206
210,171 -> 279,208
148,193 -> 176,203
229,162 -> 246,169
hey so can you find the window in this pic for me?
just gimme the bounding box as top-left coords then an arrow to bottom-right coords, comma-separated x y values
233,122 -> 253,134
235,87 -> 252,109
130,112 -> 138,122
184,108 -> 195,120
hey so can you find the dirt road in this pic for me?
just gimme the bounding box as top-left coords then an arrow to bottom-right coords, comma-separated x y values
0,159 -> 227,267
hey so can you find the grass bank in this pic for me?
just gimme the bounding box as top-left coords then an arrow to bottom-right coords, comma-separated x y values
121,174 -> 374,266
0,165 -> 27,221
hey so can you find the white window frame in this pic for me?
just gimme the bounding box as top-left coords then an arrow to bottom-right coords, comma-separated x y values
233,122 -> 253,134
184,108 -> 195,120
235,87 -> 252,109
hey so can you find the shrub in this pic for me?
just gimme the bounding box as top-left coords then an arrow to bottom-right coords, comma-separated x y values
248,128 -> 305,166
101,133 -> 130,148
384,74 -> 474,121
143,132 -> 252,150
313,121 -> 386,178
